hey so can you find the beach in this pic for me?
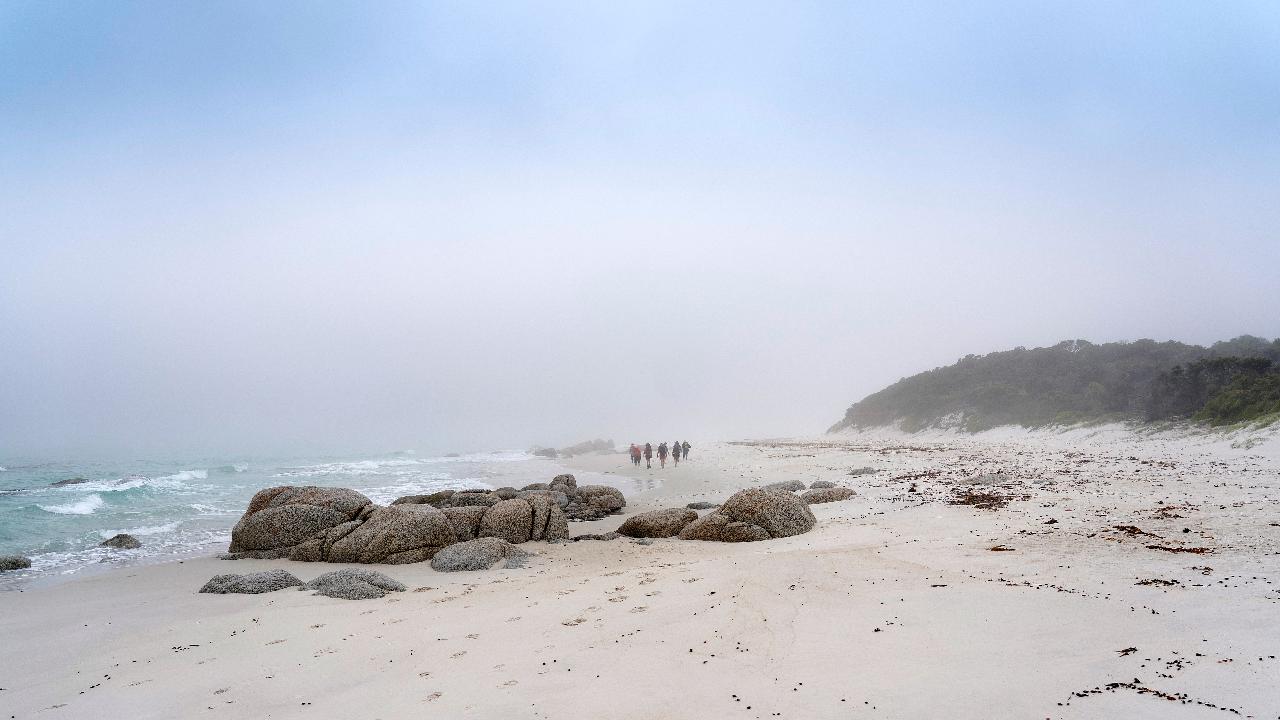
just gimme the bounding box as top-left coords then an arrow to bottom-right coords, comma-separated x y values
2,426 -> 1279,718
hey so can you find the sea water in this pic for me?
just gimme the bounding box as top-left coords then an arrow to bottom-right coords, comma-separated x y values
0,450 -> 653,588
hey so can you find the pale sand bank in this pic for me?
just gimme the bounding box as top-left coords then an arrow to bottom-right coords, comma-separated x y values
2,426 -> 1279,718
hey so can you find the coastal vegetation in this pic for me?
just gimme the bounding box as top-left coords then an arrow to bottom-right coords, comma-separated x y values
831,336 -> 1280,433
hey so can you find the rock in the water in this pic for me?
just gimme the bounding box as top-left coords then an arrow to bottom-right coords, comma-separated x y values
100,533 -> 141,549
679,488 -> 815,542
228,486 -> 372,555
686,501 -> 719,510
762,480 -> 806,493
618,508 -> 698,538
328,504 -> 457,564
50,477 -> 90,487
801,487 -> 856,504
810,480 -> 836,489
441,505 -> 487,542
430,537 -> 530,572
479,498 -> 534,544
199,569 -> 303,594
305,568 -> 406,599
0,555 -> 32,571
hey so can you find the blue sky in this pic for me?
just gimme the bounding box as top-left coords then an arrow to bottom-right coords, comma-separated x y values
2,2 -> 1279,454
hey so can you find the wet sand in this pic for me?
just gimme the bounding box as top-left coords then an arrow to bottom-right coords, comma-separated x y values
1,425 -> 1278,718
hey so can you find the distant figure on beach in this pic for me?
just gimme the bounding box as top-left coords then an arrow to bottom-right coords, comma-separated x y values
682,440 -> 691,459
671,440 -> 681,465
629,444 -> 641,466
658,442 -> 668,468
643,442 -> 653,469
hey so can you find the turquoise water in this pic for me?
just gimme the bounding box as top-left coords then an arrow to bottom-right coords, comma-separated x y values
0,451 -> 648,588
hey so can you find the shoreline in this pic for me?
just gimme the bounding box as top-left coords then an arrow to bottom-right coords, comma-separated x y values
2,428 -> 1278,718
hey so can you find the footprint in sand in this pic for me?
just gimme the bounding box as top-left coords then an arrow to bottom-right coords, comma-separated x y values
562,618 -> 587,627
425,692 -> 442,702
608,596 -> 628,603
630,606 -> 648,613
501,680 -> 519,687
450,651 -> 467,659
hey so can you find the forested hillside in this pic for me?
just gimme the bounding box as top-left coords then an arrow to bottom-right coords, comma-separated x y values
830,336 -> 1280,433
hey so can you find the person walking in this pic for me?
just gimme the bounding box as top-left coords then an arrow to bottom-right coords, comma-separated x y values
671,440 -> 681,465
643,442 -> 653,469
682,440 -> 691,460
658,442 -> 668,468
629,444 -> 641,466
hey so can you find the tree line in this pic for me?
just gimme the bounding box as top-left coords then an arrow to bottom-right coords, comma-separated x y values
830,336 -> 1280,433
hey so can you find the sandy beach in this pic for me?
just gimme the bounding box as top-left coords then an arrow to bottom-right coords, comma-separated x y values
3,426 -> 1279,719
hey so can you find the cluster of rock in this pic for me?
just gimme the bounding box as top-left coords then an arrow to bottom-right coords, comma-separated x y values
763,479 -> 857,504
222,475 -> 624,566
199,568 -> 406,599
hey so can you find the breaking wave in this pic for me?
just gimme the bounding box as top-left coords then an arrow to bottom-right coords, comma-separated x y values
39,494 -> 105,515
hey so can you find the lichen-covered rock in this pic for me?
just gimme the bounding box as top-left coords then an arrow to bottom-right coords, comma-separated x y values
678,514 -> 771,542
446,491 -> 501,508
801,487 -> 856,504
521,482 -> 549,491
229,486 -> 372,554
100,533 -> 142,549
810,480 -> 836,489
559,480 -> 630,521
686,501 -> 720,510
328,504 -> 456,564
550,473 -> 577,491
0,555 -> 32,571
479,498 -> 534,544
429,537 -> 530,572
199,569 -> 303,594
391,490 -> 454,507
517,489 -> 570,509
441,505 -> 487,542
494,487 -> 519,500
618,508 -> 698,538
305,568 -> 406,599
679,488 -> 815,542
762,480 -> 806,493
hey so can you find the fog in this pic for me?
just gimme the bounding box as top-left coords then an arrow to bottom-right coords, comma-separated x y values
2,2 -> 1279,456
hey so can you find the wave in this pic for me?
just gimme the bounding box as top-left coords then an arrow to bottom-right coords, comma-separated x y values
212,464 -> 248,474
52,470 -> 207,493
101,521 -> 181,537
39,494 -> 105,515
158,469 -> 208,482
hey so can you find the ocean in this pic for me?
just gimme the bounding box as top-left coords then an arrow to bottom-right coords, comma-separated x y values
0,450 -> 649,588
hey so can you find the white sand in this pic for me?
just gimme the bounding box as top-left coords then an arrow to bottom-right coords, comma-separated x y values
2,425 -> 1279,718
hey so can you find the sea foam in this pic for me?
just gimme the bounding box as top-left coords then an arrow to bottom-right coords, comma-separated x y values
39,494 -> 105,515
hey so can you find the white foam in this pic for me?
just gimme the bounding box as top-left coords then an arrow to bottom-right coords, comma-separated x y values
157,469 -> 208,482
39,494 -> 105,515
101,521 -> 181,537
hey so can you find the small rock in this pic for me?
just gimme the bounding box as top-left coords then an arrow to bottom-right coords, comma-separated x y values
100,533 -> 142,549
618,508 -> 699,538
762,480 -> 806,493
430,538 -> 530,572
809,480 -> 836,489
686,502 -> 720,510
199,569 -> 304,594
305,568 -> 406,599
0,555 -> 33,571
800,487 -> 856,504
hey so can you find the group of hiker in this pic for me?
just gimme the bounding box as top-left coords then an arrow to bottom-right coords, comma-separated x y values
629,441 -> 690,469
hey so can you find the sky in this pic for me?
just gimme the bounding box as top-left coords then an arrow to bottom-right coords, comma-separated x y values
2,1 -> 1279,457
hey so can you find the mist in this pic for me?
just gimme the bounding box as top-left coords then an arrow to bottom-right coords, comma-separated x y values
3,1 -> 1279,457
